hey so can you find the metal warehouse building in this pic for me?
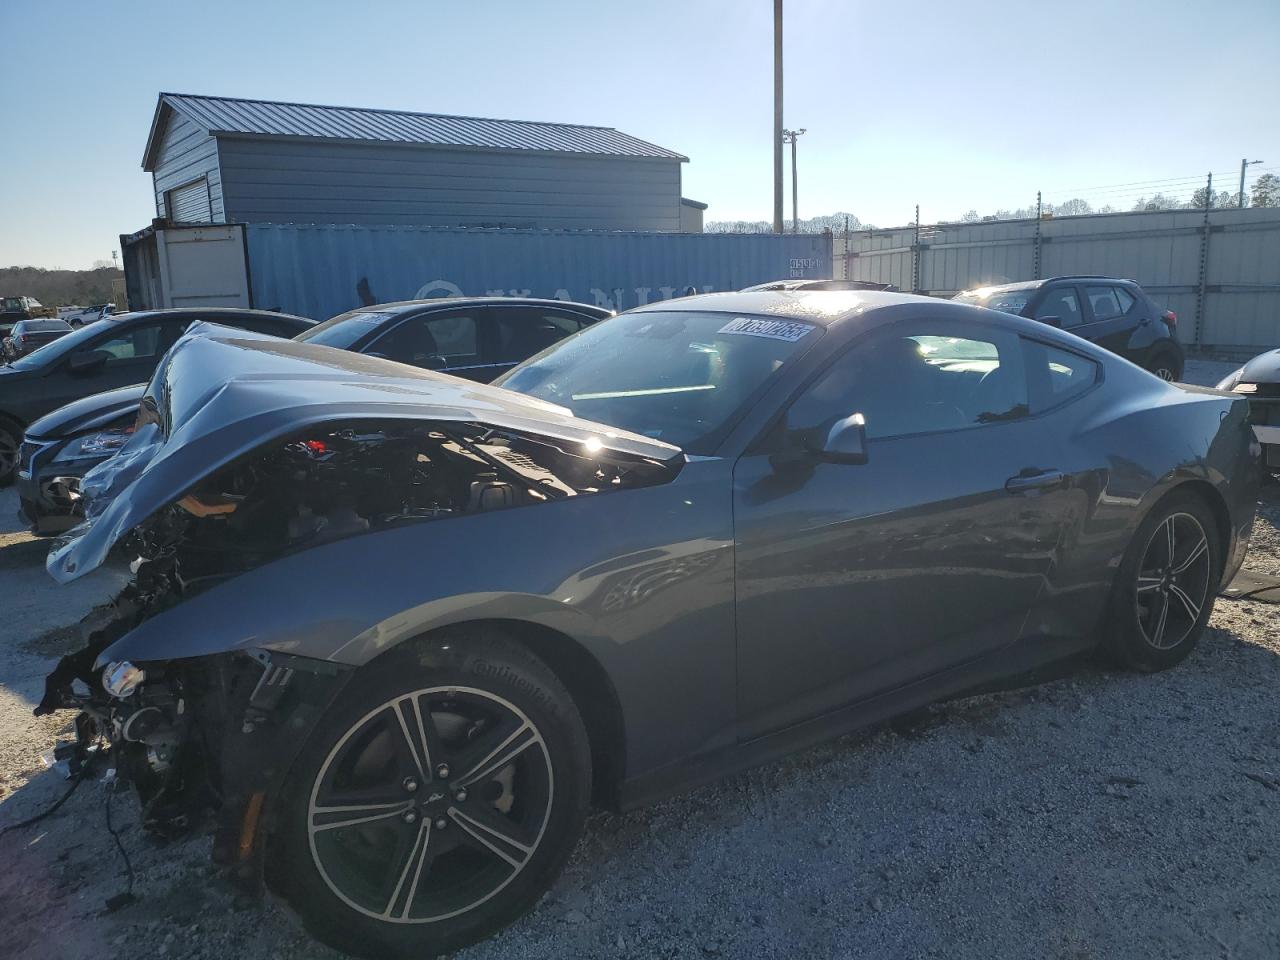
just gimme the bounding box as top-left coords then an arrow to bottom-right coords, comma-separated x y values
142,92 -> 697,231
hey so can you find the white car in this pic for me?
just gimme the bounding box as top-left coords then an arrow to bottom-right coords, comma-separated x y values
63,303 -> 115,326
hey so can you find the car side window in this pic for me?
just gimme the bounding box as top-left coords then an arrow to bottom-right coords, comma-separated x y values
1085,286 -> 1123,321
90,322 -> 177,364
372,312 -> 479,370
1034,288 -> 1083,328
1113,287 -> 1137,314
1024,340 -> 1100,412
490,309 -> 588,365
786,322 -> 1029,443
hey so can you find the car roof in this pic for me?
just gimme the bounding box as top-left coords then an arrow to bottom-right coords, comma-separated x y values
628,289 -> 935,328
961,276 -> 1140,295
347,297 -> 612,317
106,307 -> 315,326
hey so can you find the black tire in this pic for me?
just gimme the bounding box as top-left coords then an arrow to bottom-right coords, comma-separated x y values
269,628 -> 592,959
1102,491 -> 1221,671
0,418 -> 21,486
1146,346 -> 1182,382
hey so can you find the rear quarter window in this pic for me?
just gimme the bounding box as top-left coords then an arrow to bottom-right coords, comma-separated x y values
1024,340 -> 1100,413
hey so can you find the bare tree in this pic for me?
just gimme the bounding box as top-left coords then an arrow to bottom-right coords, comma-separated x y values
1251,173 -> 1280,208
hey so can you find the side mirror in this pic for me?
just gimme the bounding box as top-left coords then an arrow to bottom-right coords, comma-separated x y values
809,413 -> 868,465
1038,315 -> 1062,328
67,349 -> 109,375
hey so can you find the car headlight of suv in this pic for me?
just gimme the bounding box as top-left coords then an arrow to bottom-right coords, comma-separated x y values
52,425 -> 135,461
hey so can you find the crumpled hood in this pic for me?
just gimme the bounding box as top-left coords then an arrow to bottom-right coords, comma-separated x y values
47,322 -> 682,584
1240,349 -> 1280,385
26,383 -> 147,439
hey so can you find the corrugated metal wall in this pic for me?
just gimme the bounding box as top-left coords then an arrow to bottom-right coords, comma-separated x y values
152,112 -> 224,222
841,208 -> 1280,348
218,138 -> 683,232
246,223 -> 832,320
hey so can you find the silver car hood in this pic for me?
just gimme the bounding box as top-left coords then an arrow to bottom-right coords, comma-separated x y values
47,323 -> 681,583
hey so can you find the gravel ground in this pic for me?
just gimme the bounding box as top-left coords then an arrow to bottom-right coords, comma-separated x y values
2,357 -> 1277,960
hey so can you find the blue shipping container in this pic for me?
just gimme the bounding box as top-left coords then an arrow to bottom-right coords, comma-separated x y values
246,223 -> 832,320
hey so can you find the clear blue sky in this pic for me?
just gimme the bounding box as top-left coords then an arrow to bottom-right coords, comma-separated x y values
2,0 -> 1277,269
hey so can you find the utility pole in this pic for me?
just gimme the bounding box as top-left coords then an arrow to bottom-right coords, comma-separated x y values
772,0 -> 784,233
1240,158 -> 1263,208
782,128 -> 806,232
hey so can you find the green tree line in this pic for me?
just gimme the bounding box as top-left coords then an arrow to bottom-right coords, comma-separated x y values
0,265 -> 123,307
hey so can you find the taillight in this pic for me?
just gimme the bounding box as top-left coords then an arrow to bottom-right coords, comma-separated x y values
1162,310 -> 1177,329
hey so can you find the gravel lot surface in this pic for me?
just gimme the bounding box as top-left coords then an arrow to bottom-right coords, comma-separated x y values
2,357 -> 1277,960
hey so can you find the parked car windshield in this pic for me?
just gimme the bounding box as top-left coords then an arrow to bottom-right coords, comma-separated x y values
7,316 -> 130,370
495,310 -> 821,453
295,310 -> 396,350
953,287 -> 1034,316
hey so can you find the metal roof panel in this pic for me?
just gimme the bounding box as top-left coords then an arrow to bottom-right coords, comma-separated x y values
147,93 -> 687,166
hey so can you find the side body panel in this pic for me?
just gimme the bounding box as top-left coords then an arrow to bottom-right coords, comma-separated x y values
732,416 -> 1073,740
1025,382 -> 1259,642
97,461 -> 739,784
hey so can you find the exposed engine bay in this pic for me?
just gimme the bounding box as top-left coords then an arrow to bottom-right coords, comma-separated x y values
36,418 -> 675,880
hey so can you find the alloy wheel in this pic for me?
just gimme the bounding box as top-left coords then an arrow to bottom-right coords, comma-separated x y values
307,686 -> 553,924
1153,366 -> 1175,382
1135,512 -> 1212,650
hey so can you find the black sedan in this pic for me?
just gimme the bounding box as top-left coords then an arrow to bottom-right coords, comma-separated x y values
15,298 -> 610,532
41,291 -> 1259,958
2,318 -> 74,361
2,307 -> 315,487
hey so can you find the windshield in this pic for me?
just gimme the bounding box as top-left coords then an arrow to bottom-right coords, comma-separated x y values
953,287 -> 1033,316
7,315 -> 128,370
494,310 -> 820,453
294,310 -> 395,350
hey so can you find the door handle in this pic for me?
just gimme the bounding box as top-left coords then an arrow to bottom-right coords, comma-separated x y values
1005,469 -> 1066,493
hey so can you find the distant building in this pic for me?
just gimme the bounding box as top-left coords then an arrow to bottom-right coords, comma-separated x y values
141,93 -> 690,232
680,197 -> 708,233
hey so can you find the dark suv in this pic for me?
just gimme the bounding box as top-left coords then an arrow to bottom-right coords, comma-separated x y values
0,308 -> 315,487
953,277 -> 1183,381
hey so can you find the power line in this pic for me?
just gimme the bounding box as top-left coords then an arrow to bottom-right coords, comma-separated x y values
1049,169 -> 1243,193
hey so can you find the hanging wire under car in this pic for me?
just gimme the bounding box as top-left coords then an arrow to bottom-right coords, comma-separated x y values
0,772 -> 86,838
103,779 -> 139,912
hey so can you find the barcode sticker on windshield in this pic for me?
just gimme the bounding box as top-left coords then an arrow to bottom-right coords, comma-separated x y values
718,317 -> 815,342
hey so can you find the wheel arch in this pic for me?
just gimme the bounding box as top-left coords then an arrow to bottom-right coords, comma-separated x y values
1142,478 -> 1233,574
378,617 -> 628,812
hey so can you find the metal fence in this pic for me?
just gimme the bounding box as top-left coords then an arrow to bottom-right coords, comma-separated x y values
835,207 -> 1280,349
247,223 -> 832,321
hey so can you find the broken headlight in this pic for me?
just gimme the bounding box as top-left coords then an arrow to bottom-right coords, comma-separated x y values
103,660 -> 146,699
54,425 -> 136,461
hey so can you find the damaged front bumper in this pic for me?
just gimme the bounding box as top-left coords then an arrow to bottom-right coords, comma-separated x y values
38,594 -> 352,888
35,321 -> 683,888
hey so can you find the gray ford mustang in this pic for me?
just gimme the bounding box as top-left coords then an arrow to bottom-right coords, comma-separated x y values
39,291 -> 1259,958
